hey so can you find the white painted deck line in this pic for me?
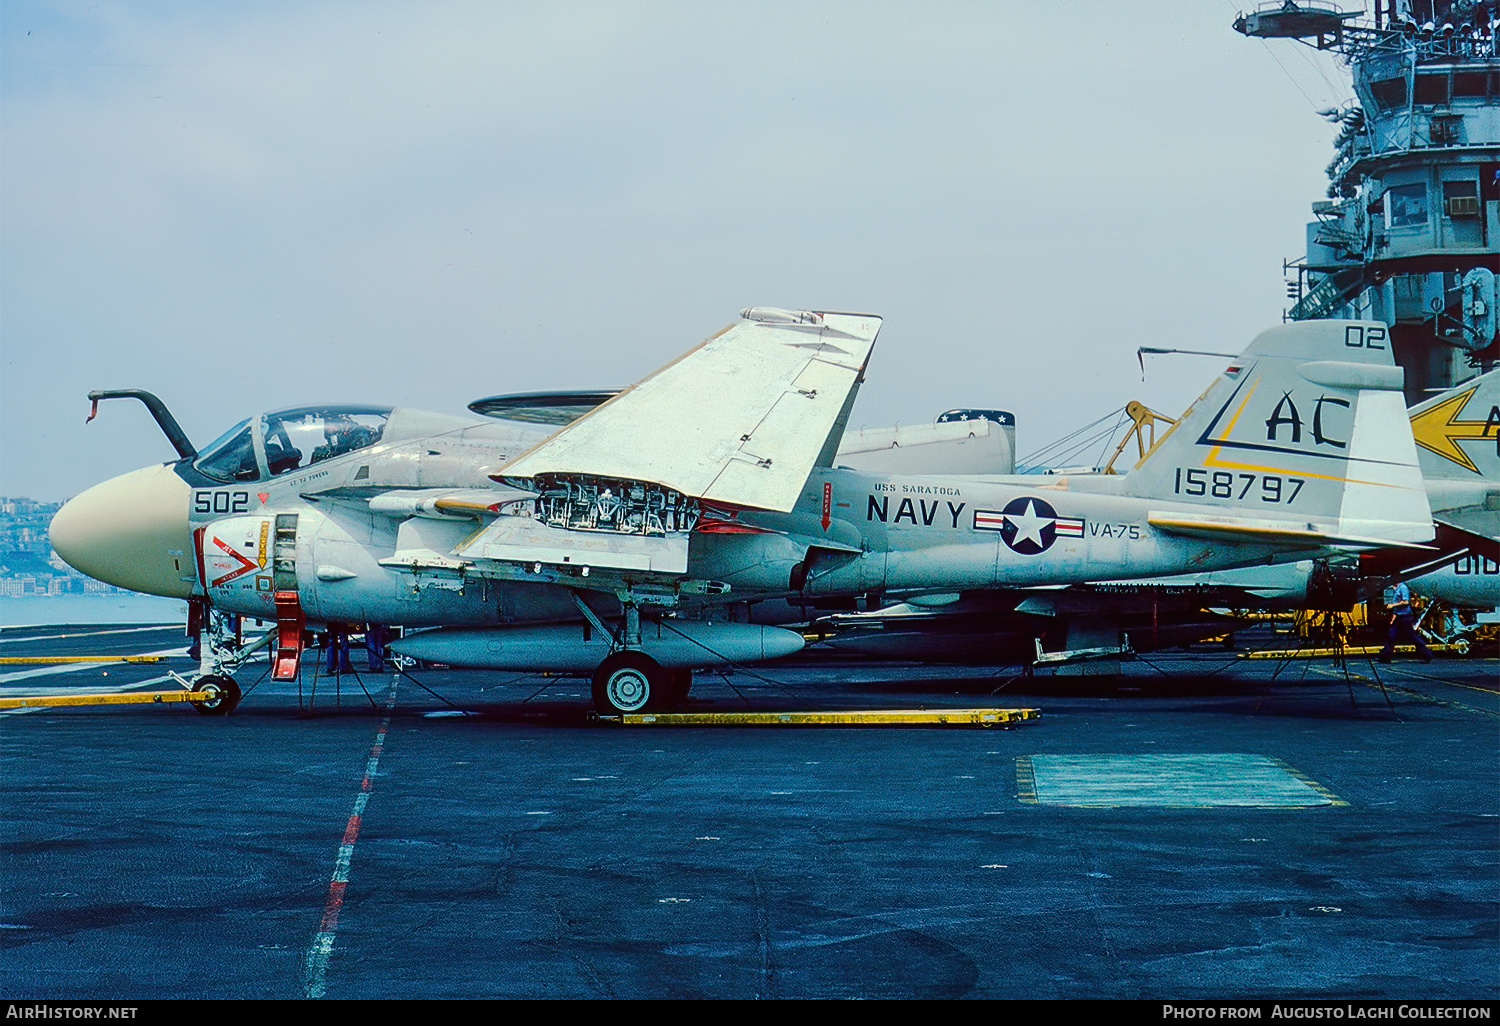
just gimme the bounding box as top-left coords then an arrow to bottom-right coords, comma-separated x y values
0,648 -> 182,684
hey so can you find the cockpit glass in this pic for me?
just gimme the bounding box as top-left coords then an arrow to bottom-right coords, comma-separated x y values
193,420 -> 259,483
262,406 -> 392,477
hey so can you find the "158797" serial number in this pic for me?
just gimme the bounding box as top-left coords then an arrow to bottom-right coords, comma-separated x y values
1174,469 -> 1304,504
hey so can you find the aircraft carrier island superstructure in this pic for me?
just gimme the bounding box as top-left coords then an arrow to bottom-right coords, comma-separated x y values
1236,0 -> 1499,403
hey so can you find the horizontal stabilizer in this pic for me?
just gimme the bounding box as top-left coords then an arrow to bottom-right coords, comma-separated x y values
1432,506 -> 1500,544
1147,511 -> 1430,550
500,309 -> 882,512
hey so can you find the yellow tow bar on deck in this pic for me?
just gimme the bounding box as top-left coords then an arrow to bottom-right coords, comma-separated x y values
608,707 -> 1041,728
0,656 -> 166,665
0,677 -> 240,715
0,690 -> 213,710
1241,643 -> 1468,660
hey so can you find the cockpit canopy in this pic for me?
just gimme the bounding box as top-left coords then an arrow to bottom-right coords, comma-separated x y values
194,405 -> 393,483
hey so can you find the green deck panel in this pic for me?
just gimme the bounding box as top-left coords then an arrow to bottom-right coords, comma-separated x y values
1021,753 -> 1340,808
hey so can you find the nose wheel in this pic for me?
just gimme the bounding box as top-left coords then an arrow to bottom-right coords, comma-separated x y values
192,674 -> 242,716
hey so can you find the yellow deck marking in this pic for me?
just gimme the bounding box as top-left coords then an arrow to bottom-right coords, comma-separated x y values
1270,757 -> 1348,807
1015,755 -> 1040,804
611,707 -> 1040,727
1387,669 -> 1500,698
0,625 -> 178,646
1019,753 -> 1343,808
1306,665 -> 1500,719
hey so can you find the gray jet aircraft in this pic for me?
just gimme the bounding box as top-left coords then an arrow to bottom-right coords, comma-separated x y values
52,308 -> 1433,713
814,370 -> 1500,665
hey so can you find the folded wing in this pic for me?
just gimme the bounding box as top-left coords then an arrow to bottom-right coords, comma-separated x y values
499,307 -> 882,513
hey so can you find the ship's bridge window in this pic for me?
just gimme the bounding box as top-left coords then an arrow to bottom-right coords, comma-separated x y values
1413,72 -> 1449,106
194,419 -> 259,483
1386,183 -> 1428,229
261,406 -> 393,477
1452,71 -> 1487,99
1369,77 -> 1407,110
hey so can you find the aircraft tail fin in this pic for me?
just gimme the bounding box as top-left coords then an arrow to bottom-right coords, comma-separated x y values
1408,368 -> 1500,481
1124,320 -> 1432,548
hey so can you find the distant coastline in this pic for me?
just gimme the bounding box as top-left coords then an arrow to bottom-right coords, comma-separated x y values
2,495 -> 186,626
0,594 -> 188,628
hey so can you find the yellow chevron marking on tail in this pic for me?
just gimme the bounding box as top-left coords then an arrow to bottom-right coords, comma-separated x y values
1409,385 -> 1489,475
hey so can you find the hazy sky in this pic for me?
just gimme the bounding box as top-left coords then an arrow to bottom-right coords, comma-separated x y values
1,1 -> 1357,501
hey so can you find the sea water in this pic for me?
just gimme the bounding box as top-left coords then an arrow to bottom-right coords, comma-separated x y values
0,594 -> 188,627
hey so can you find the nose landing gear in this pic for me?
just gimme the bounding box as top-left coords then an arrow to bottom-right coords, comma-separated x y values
191,674 -> 243,715
185,606 -> 268,716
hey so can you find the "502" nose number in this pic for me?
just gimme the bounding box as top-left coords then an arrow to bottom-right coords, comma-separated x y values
193,490 -> 250,515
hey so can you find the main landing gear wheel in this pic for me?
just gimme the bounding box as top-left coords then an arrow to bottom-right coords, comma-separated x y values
192,674 -> 242,716
592,652 -> 665,715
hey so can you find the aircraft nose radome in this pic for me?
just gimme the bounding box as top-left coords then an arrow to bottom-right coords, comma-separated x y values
50,464 -> 195,599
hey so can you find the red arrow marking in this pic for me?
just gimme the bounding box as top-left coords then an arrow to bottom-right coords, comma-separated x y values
210,536 -> 259,587
821,482 -> 832,531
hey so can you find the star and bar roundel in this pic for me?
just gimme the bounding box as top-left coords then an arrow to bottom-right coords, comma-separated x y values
973,496 -> 1084,555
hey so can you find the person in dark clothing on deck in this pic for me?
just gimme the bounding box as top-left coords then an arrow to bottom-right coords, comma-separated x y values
365,624 -> 391,673
325,626 -> 355,674
1378,579 -> 1433,664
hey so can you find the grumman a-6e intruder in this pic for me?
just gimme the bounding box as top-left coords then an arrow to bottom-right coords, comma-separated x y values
51,308 -> 1433,714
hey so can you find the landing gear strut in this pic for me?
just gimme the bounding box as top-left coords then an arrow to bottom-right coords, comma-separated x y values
188,607 -> 269,716
586,597 -> 696,715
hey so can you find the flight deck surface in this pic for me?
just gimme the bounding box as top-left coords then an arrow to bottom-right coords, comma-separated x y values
1,623 -> 1496,1000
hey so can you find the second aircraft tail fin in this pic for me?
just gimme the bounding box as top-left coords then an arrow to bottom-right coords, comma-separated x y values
1408,368 -> 1500,482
